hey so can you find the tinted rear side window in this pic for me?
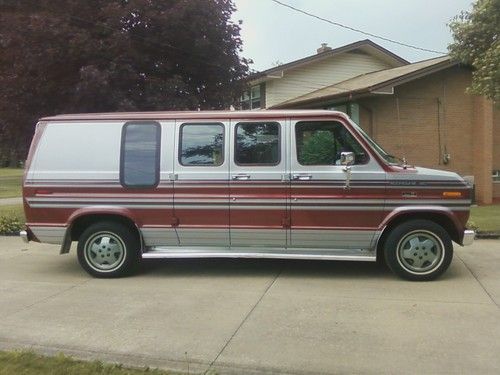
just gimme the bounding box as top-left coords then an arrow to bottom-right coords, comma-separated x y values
179,123 -> 224,166
235,122 -> 280,165
120,122 -> 160,187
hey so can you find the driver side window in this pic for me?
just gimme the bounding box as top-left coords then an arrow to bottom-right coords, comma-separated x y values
295,121 -> 368,165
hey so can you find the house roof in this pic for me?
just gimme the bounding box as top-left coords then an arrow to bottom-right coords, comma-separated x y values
248,39 -> 409,83
272,56 -> 455,108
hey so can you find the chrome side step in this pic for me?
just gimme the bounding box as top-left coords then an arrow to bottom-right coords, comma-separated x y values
142,246 -> 376,262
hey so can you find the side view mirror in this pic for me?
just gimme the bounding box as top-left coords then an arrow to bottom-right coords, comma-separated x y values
340,151 -> 355,166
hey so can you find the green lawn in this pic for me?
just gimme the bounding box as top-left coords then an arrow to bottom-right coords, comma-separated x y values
0,168 -> 23,198
0,204 -> 25,220
0,204 -> 25,234
469,204 -> 500,232
0,351 -> 176,375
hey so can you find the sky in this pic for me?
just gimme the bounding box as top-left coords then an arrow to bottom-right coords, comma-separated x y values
232,0 -> 474,72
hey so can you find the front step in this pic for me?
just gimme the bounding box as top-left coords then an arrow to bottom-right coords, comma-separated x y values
142,246 -> 376,262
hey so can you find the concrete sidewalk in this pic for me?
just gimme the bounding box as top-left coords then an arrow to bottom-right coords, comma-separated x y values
0,197 -> 22,206
0,236 -> 499,374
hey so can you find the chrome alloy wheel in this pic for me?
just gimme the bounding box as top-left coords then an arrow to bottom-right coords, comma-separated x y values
84,232 -> 126,272
396,230 -> 444,275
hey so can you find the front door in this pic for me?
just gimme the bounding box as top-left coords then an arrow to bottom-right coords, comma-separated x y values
173,120 -> 230,246
290,118 -> 385,250
229,119 -> 288,248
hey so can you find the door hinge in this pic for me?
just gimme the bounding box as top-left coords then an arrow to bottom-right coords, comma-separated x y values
171,217 -> 179,227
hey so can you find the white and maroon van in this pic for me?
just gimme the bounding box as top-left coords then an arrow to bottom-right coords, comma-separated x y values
21,110 -> 474,280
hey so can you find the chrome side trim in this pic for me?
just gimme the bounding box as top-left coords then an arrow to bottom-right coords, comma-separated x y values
142,246 -> 376,262
20,230 -> 29,243
176,228 -> 229,246
291,229 -> 376,249
230,229 -> 285,247
140,228 -> 179,246
462,230 -> 475,246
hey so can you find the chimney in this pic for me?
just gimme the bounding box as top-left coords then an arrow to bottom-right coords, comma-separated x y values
317,43 -> 332,54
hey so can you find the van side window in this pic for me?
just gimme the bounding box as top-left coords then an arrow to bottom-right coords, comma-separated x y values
295,121 -> 368,165
121,122 -> 161,187
235,122 -> 280,165
179,123 -> 224,166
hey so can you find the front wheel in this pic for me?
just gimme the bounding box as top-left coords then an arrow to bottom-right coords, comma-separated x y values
383,220 -> 453,281
77,222 -> 140,278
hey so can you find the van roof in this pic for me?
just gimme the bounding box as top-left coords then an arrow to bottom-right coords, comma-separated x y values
40,109 -> 347,122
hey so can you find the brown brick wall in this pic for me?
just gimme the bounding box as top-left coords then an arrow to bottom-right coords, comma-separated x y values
357,66 -> 496,203
494,108 -> 500,171
472,96 -> 493,204
494,109 -> 500,198
358,66 -> 475,176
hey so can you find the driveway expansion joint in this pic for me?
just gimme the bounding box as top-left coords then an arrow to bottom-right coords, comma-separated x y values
3,278 -> 93,319
456,253 -> 499,309
207,266 -> 284,372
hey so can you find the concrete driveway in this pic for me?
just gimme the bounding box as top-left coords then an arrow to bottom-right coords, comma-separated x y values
0,237 -> 499,374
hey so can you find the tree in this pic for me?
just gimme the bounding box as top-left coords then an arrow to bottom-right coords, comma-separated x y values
448,0 -> 500,102
0,0 -> 249,166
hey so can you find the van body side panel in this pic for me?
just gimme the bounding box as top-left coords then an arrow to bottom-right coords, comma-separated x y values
24,121 -> 177,245
139,121 -> 177,246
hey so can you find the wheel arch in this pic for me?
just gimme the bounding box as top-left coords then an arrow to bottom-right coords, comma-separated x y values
60,208 -> 142,254
376,208 -> 462,260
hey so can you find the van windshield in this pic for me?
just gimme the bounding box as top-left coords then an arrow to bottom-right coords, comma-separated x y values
350,121 -> 403,165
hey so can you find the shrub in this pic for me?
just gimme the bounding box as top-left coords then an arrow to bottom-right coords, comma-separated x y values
466,220 -> 479,232
0,215 -> 23,235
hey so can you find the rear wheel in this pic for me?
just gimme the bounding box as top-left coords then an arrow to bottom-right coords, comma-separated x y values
77,222 -> 140,278
383,220 -> 453,281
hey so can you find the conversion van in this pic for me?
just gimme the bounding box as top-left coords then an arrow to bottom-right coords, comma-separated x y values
21,110 -> 474,280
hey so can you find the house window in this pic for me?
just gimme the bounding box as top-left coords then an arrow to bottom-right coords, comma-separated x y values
241,85 -> 262,110
493,170 -> 500,182
325,103 -> 360,125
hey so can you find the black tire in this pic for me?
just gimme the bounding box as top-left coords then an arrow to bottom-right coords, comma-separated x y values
383,219 -> 453,281
77,221 -> 140,278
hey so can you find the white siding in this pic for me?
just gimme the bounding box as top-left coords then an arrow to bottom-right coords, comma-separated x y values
265,52 -> 392,108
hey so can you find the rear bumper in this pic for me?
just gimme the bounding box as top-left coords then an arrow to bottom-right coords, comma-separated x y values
20,230 -> 29,243
462,230 -> 475,246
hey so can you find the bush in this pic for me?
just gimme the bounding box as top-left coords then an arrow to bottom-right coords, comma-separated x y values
0,215 -> 24,235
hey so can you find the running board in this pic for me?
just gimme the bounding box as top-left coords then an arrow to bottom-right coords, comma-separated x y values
142,246 -> 376,262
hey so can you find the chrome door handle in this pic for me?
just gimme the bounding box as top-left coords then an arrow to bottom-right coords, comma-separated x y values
342,166 -> 352,190
292,174 -> 312,181
232,174 -> 250,180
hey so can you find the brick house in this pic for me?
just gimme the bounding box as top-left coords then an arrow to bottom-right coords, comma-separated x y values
244,40 -> 499,204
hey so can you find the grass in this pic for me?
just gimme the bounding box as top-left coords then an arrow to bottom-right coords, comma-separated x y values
0,204 -> 25,235
0,168 -> 23,198
0,350 -> 177,375
469,204 -> 500,232
0,204 -> 25,222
